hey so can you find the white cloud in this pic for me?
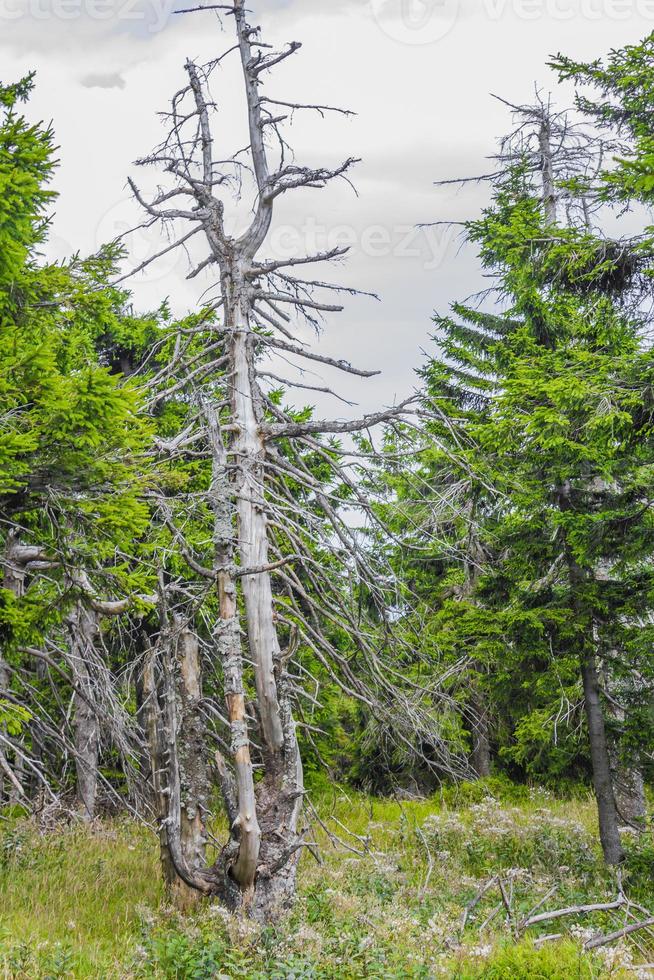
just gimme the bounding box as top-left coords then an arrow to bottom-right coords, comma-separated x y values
2,1 -> 654,410
80,71 -> 126,88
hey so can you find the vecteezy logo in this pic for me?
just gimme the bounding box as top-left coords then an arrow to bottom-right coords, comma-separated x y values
369,0 -> 460,45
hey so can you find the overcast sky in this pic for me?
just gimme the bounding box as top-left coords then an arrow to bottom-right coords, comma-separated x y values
3,0 -> 654,413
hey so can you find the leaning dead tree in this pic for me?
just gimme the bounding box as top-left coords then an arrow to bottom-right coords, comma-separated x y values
63,568 -> 152,822
125,0 -> 460,919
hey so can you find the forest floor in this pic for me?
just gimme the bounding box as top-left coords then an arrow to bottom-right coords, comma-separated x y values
1,778 -> 653,978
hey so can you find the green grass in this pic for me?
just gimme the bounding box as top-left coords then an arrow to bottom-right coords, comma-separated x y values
0,817 -> 162,977
1,780 -> 652,977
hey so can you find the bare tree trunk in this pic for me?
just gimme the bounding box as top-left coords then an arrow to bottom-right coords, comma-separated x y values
612,763 -> 646,828
0,653 -> 11,806
172,622 -> 209,909
1,535 -> 40,805
204,395 -> 261,906
231,302 -> 304,918
469,687 -> 491,779
134,653 -> 153,815
538,116 -> 558,224
558,485 -> 624,866
0,657 -> 9,695
232,326 -> 285,760
67,603 -> 101,822
7,749 -> 25,806
581,652 -> 625,865
141,649 -> 176,887
147,620 -> 210,911
251,647 -> 304,920
603,667 -> 646,829
578,629 -> 625,865
205,391 -> 304,918
28,655 -> 47,803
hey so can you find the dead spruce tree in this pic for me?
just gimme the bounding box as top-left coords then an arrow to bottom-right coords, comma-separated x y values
126,0 -> 459,919
0,531 -> 153,819
63,570 -> 149,822
0,535 -> 49,805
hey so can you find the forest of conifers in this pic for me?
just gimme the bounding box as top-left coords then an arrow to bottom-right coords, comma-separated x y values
3,4 -> 654,977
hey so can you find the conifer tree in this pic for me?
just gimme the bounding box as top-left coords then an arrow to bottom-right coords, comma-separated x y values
387,96 -> 654,863
0,76 -> 157,815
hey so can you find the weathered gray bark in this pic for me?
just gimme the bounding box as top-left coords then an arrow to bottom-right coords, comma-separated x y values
174,624 -> 209,909
460,504 -> 492,781
64,568 -> 155,820
0,536 -> 43,805
581,652 -> 625,865
204,386 -> 304,917
144,621 -> 210,910
604,667 -> 646,829
205,400 -> 262,902
214,52 -> 305,913
135,655 -> 154,815
66,603 -> 101,822
469,687 -> 491,779
538,117 -> 558,224
141,649 -> 175,886
558,484 -> 624,866
0,648 -> 12,806
613,763 -> 646,828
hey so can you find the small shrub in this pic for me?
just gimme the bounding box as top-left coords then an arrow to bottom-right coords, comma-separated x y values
439,775 -> 536,808
0,826 -> 29,870
303,884 -> 336,926
136,925 -> 237,980
622,831 -> 654,904
0,938 -> 77,980
345,867 -> 397,903
451,940 -> 601,979
423,798 -> 598,878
